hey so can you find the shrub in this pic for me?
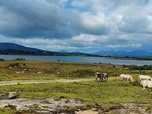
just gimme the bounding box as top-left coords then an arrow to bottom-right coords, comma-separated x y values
129,65 -> 152,70
14,58 -> 26,61
0,58 -> 4,61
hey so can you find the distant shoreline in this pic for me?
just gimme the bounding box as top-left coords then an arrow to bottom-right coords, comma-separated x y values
0,53 -> 152,61
0,54 -> 152,66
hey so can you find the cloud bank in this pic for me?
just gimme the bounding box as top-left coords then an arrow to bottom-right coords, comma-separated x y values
0,0 -> 152,52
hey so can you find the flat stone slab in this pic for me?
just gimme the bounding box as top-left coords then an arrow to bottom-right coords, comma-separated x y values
0,98 -> 84,113
0,98 -> 151,113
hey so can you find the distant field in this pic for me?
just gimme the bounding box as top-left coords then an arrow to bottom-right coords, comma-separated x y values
0,60 -> 152,113
0,60 -> 122,80
1,60 -> 151,81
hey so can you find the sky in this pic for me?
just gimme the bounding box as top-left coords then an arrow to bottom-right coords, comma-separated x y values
0,0 -> 152,53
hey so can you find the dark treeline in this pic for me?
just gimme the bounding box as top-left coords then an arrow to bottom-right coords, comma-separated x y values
106,55 -> 152,61
0,49 -> 90,56
129,65 -> 152,70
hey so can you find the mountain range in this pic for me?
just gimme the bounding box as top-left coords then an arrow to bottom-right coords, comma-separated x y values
94,50 -> 152,56
0,42 -> 152,56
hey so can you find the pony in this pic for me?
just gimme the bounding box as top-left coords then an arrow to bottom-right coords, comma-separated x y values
138,75 -> 151,81
140,79 -> 152,90
103,73 -> 108,80
119,74 -> 134,82
95,72 -> 108,81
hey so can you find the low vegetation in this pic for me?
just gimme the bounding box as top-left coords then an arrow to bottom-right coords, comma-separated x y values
129,65 -> 152,70
0,58 -> 4,61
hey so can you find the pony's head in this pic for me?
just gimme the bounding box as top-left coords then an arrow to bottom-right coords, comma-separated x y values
130,76 -> 134,82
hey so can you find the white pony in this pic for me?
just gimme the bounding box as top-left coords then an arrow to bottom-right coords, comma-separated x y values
120,74 -> 134,82
138,75 -> 151,81
140,79 -> 152,90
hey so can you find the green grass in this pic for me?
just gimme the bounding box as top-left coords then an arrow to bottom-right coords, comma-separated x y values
0,109 -> 16,114
0,80 -> 151,103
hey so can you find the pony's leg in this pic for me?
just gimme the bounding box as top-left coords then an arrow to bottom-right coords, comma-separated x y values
99,77 -> 101,81
95,74 -> 98,81
95,77 -> 98,81
142,87 -> 145,91
126,78 -> 129,83
101,77 -> 104,81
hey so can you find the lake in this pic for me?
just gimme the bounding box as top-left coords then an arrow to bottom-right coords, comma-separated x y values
0,55 -> 152,66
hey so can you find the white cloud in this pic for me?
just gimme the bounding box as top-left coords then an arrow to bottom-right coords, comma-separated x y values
147,15 -> 152,32
80,12 -> 107,29
0,0 -> 152,52
108,44 -> 142,49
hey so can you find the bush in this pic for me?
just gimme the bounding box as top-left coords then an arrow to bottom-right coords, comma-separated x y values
129,65 -> 152,70
14,58 -> 26,61
0,58 -> 4,61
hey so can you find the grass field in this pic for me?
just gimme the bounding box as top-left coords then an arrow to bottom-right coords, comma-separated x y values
0,60 -> 152,113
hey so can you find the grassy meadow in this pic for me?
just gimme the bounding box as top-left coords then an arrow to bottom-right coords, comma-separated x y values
0,59 -> 152,113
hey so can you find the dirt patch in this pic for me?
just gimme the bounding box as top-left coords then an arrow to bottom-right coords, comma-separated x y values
0,79 -> 94,86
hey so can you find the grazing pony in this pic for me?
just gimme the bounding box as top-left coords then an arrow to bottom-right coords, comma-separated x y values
138,75 -> 151,81
140,79 -> 152,90
119,74 -> 134,82
95,72 -> 108,81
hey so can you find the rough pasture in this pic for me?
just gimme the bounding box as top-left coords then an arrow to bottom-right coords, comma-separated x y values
0,60 -> 152,113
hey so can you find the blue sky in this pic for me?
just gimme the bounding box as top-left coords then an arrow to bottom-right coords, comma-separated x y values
0,0 -> 152,53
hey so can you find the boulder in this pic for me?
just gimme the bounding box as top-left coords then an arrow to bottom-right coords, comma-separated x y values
8,92 -> 18,99
0,94 -> 7,100
0,102 -> 9,108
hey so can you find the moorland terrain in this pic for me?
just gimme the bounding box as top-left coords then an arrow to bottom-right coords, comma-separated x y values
0,59 -> 152,113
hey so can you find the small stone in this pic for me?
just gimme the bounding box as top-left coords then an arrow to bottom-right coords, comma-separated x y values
36,110 -> 51,114
92,107 -> 98,111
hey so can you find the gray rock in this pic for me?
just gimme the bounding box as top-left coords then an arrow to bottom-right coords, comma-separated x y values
8,92 -> 18,99
0,102 -> 9,108
0,94 -> 7,100
92,107 -> 98,111
109,109 -> 127,114
36,110 -> 51,114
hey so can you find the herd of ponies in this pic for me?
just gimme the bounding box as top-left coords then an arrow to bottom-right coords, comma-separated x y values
95,72 -> 152,90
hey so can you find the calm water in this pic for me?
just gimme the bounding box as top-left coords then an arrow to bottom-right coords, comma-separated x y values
0,55 -> 152,66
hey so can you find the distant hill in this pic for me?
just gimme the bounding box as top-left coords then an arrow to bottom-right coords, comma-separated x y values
0,42 -> 87,56
0,43 -> 42,52
94,50 -> 152,56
